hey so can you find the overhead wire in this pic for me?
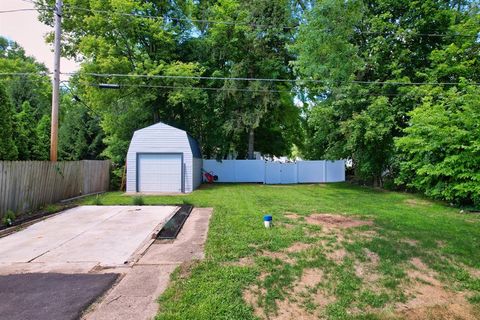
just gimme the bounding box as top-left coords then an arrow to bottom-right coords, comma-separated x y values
0,8 -> 48,13
61,3 -> 480,38
1,1 -> 478,38
2,72 -> 480,87
68,72 -> 480,86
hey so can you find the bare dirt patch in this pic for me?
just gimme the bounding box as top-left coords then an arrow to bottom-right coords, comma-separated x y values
305,213 -> 373,230
261,242 -> 314,264
269,298 -> 316,320
244,268 -> 335,320
243,284 -> 267,319
298,268 -> 323,288
400,302 -> 479,320
326,248 -> 347,263
466,266 -> 480,278
285,242 -> 313,253
395,257 -> 476,319
355,249 -> 381,286
365,249 -> 380,265
224,256 -> 255,267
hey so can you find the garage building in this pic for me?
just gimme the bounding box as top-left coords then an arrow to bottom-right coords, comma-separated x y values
126,122 -> 202,193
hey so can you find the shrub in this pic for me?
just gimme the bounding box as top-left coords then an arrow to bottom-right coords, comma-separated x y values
132,196 -> 145,206
396,86 -> 480,207
93,194 -> 103,205
2,210 -> 16,226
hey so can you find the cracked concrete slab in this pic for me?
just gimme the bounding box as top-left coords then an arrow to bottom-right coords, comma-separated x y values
0,206 -> 177,270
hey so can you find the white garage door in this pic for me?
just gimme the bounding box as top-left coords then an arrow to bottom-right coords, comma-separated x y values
137,153 -> 182,192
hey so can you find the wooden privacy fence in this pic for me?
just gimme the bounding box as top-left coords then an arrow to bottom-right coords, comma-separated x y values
0,160 -> 110,218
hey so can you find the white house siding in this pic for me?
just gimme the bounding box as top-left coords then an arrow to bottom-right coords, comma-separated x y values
126,123 -> 196,193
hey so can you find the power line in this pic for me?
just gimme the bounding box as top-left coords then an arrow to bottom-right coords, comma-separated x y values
350,80 -> 480,86
84,82 -> 293,93
63,4 -> 298,30
71,72 -> 480,86
0,72 -> 52,76
61,4 -> 478,38
0,8 -> 47,13
67,72 -> 301,83
2,72 -> 480,87
2,2 -> 478,38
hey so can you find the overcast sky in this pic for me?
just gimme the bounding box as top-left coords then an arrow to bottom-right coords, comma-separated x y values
0,0 -> 79,77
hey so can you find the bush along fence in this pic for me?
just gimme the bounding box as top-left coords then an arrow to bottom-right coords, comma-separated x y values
0,160 -> 110,221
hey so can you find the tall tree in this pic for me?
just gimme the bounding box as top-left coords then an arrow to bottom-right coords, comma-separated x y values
0,82 -> 18,160
59,93 -> 105,160
37,0 -> 208,167
190,0 -> 301,158
396,5 -> 480,206
0,36 -> 52,161
37,0 -> 302,165
33,115 -> 51,160
292,0 -> 477,186
14,101 -> 38,160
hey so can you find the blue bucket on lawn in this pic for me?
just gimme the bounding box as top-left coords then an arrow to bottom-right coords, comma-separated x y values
263,215 -> 272,228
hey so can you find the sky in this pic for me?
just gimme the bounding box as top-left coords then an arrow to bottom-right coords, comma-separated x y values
0,0 -> 79,78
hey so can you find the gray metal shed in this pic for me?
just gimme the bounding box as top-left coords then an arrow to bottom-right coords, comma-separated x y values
126,122 -> 202,193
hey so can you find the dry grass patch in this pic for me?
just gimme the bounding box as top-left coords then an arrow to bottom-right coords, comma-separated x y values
355,249 -> 381,284
325,247 -> 347,263
244,268 -> 335,320
285,212 -> 302,220
394,257 -> 478,319
404,198 -> 433,207
305,213 -> 373,230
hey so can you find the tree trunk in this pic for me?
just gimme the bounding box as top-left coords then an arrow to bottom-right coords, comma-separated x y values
247,128 -> 255,159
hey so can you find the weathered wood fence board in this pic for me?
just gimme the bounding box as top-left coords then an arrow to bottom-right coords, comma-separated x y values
0,160 -> 110,218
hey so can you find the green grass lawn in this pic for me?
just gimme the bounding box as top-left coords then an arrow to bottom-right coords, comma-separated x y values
81,183 -> 480,320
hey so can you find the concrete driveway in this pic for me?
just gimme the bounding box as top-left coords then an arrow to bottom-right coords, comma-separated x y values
0,206 -> 177,273
0,205 -> 213,320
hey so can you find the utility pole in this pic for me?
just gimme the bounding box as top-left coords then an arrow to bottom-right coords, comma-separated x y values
50,0 -> 62,161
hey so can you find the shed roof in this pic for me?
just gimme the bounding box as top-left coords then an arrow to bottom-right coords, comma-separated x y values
131,122 -> 201,158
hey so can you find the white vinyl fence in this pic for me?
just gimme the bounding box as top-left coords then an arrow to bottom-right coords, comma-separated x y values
203,160 -> 345,184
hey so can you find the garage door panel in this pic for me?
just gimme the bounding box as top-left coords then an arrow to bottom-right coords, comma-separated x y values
138,154 -> 182,192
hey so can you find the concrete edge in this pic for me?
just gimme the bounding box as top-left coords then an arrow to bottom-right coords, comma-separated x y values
79,273 -> 125,318
125,206 -> 180,266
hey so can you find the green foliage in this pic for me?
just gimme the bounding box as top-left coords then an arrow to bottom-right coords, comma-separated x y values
396,85 -> 480,207
293,0 -> 480,190
132,196 -> 144,206
0,82 -> 18,160
2,210 -> 16,226
33,114 -> 51,160
36,0 -> 301,163
292,0 -> 364,87
14,101 -> 37,160
93,194 -> 103,205
59,93 -> 105,160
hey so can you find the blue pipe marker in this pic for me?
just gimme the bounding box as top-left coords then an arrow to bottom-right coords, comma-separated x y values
263,215 -> 272,228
